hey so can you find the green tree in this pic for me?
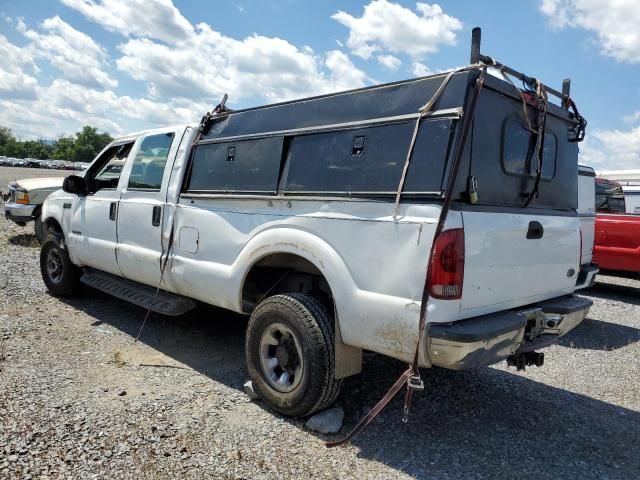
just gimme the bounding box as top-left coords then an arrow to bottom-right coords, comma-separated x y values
2,140 -> 25,158
0,126 -> 15,147
21,140 -> 53,159
52,136 -> 76,160
73,126 -> 113,162
0,124 -> 113,161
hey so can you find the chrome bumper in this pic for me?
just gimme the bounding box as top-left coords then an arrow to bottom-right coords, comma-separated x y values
4,202 -> 36,224
427,295 -> 592,370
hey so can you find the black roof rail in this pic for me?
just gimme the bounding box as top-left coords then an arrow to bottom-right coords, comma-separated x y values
470,27 -> 570,109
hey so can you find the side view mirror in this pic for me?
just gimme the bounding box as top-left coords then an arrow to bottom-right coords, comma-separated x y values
62,175 -> 88,196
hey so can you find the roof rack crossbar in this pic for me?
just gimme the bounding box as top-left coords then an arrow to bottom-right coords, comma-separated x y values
470,27 -> 570,109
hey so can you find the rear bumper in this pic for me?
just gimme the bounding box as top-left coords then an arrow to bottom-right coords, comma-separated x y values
427,295 -> 592,370
4,202 -> 37,224
575,263 -> 598,290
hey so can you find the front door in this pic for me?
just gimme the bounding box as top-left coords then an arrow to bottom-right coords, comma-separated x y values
67,142 -> 134,276
116,130 -> 179,286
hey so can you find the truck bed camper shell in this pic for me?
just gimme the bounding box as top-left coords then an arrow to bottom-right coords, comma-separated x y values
188,31 -> 584,213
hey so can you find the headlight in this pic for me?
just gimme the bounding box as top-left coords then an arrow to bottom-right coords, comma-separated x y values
15,191 -> 30,205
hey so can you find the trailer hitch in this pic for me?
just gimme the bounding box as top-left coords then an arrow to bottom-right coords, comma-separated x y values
507,351 -> 544,371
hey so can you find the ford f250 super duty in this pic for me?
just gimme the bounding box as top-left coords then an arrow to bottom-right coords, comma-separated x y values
39,30 -> 592,417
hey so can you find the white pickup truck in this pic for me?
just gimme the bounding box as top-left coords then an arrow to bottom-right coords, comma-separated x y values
4,177 -> 65,242
39,35 -> 592,417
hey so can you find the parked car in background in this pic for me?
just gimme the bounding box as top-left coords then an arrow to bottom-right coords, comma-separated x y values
3,176 -> 65,242
595,177 -> 625,213
591,173 -> 640,275
73,162 -> 89,171
621,185 -> 640,214
593,214 -> 640,274
25,158 -> 41,168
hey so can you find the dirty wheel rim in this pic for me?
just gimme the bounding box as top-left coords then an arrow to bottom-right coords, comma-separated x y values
46,248 -> 64,284
259,322 -> 304,393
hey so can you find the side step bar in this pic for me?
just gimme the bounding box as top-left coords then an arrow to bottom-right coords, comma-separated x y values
80,270 -> 196,316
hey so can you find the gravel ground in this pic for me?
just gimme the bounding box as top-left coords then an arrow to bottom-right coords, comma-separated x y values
1,167 -> 639,479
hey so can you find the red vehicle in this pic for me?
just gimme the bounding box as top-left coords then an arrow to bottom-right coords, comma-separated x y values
593,214 -> 640,273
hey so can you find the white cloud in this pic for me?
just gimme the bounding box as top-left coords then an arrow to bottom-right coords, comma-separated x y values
623,111 -> 640,124
324,50 -> 369,92
411,61 -> 432,77
0,34 -> 39,100
18,16 -> 117,89
60,0 -> 193,44
377,54 -> 401,71
332,0 -> 462,59
539,0 -> 640,63
114,23 -> 368,103
1,0 -> 370,140
0,79 -> 206,139
579,119 -> 640,170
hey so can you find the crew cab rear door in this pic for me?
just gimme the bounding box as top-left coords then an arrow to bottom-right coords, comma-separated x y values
458,81 -> 580,317
115,127 -> 184,287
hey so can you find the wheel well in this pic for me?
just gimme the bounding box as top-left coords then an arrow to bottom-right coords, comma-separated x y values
241,253 -> 333,314
44,218 -> 63,237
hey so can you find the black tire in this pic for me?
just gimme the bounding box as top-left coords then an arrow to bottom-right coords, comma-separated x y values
40,235 -> 80,297
245,293 -> 342,417
34,216 -> 46,244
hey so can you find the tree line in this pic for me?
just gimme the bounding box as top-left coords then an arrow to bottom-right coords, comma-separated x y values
0,125 -> 113,163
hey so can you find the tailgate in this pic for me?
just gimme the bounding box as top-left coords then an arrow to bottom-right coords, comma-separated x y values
461,211 -> 579,315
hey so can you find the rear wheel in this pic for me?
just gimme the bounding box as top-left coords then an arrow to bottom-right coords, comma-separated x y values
40,235 -> 80,297
245,293 -> 342,417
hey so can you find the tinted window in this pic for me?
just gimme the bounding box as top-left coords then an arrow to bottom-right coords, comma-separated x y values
283,119 -> 452,194
128,133 -> 174,190
187,136 -> 283,193
502,117 -> 556,180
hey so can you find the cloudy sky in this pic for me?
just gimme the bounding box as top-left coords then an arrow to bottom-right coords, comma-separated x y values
0,0 -> 639,170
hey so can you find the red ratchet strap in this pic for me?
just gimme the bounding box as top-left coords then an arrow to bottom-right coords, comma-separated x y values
327,66 -> 488,448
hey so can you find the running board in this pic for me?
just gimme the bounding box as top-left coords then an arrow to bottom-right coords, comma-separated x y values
80,270 -> 196,316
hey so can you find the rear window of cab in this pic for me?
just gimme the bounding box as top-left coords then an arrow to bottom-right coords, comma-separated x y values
501,116 -> 557,181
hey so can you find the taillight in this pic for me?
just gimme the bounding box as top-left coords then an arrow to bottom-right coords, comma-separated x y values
427,228 -> 465,300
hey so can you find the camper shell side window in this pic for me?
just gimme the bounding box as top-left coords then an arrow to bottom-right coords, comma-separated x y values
184,118 -> 455,198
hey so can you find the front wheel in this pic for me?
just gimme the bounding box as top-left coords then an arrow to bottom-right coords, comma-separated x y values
40,236 -> 80,297
245,293 -> 342,417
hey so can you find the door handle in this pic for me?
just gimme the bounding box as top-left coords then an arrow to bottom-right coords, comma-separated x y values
152,205 -> 162,227
526,221 -> 544,239
109,202 -> 117,221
